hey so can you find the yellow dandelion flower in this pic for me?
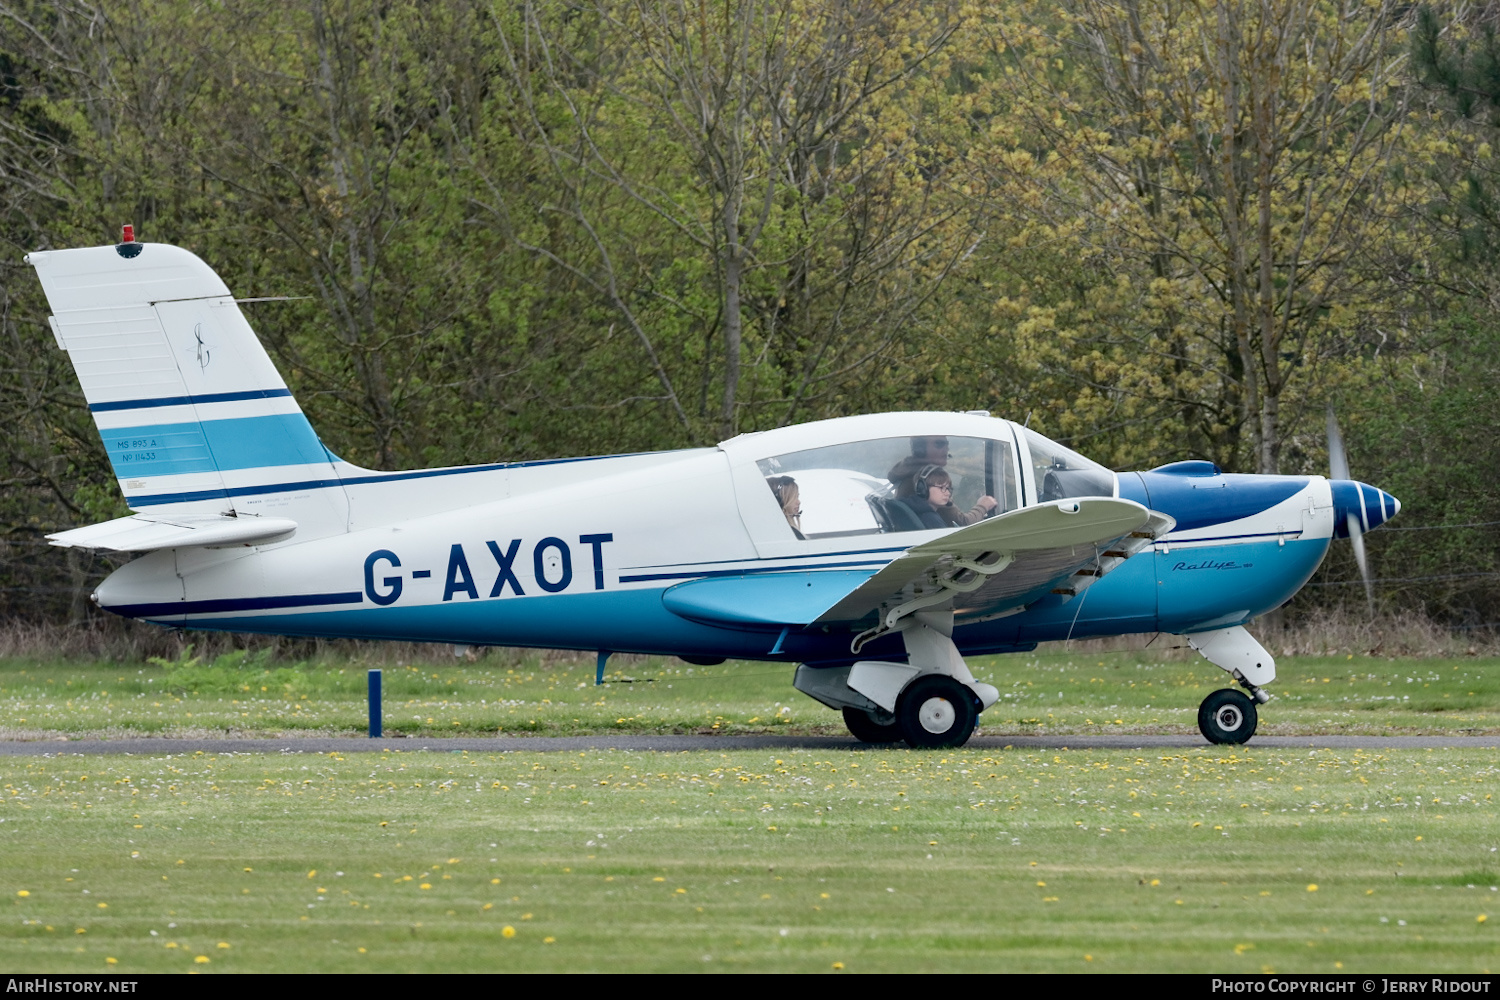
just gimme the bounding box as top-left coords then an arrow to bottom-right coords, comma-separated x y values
105,958 -> 117,966
243,868 -> 252,873
194,956 -> 209,964
96,903 -> 107,909
16,891 -> 29,898
1306,884 -> 1319,892
491,878 -> 500,884
832,962 -> 845,970
1416,836 -> 1423,842
420,883 -> 431,890
820,893 -> 830,899
1479,915 -> 1489,924
1084,955 -> 1093,962
483,903 -> 493,911
307,870 -> 317,878
544,936 -> 556,944
522,913 -> 532,920
653,877 -> 665,882
1036,881 -> 1046,887
217,942 -> 230,949
358,947 -> 367,954
502,926 -> 516,938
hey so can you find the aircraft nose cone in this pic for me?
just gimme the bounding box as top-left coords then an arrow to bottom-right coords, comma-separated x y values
1330,480 -> 1400,536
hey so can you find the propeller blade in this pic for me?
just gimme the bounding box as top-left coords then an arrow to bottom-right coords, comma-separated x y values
1327,405 -> 1351,482
1347,512 -> 1375,617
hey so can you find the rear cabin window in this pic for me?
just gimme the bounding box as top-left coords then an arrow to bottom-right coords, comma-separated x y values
757,435 -> 1018,539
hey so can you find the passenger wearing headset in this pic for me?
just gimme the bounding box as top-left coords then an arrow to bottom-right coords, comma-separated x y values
887,436 -> 997,525
766,476 -> 805,539
896,465 -> 965,529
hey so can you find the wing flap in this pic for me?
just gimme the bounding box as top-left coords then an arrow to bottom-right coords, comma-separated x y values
47,513 -> 297,552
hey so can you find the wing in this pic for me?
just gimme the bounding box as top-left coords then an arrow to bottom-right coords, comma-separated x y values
660,499 -> 1172,638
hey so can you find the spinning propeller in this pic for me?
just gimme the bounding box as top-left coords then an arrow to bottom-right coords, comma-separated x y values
1326,406 -> 1400,617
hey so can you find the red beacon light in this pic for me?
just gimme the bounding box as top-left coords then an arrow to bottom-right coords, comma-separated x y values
116,224 -> 142,259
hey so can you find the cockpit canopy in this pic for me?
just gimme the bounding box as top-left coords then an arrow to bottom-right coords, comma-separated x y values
750,423 -> 1115,541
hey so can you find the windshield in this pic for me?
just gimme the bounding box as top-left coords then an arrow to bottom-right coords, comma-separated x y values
757,435 -> 1019,539
1021,427 -> 1116,501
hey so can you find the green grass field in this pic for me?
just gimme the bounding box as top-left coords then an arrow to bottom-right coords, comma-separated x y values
1,647 -> 1497,740
1,744 -> 1496,972
2,649 -> 1496,972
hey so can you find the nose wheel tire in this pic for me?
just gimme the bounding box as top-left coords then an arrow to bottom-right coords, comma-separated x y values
842,706 -> 901,743
1198,688 -> 1258,744
897,675 -> 980,749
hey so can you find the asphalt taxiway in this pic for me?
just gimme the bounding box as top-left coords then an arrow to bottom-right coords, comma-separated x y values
0,734 -> 1495,755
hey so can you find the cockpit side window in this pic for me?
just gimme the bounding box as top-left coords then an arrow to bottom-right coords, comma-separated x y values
1020,427 -> 1115,501
757,435 -> 1018,538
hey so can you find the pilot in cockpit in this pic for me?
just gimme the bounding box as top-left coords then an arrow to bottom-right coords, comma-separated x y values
887,435 -> 996,525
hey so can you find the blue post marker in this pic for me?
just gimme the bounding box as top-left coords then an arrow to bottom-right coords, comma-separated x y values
595,650 -> 611,686
368,668 -> 382,738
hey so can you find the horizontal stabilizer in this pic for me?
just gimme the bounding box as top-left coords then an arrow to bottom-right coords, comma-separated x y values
47,513 -> 297,552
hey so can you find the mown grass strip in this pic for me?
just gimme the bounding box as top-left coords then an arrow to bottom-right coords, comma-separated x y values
1,745 -> 1495,972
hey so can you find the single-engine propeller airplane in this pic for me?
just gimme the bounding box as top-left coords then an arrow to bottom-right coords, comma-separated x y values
28,232 -> 1400,748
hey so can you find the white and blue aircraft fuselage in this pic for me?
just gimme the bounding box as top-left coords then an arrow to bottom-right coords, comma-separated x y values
28,238 -> 1400,748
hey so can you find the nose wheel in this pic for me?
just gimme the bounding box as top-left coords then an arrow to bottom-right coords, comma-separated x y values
1198,688 -> 1258,744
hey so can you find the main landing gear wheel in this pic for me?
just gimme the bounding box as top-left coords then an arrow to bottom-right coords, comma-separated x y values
1198,688 -> 1258,745
842,706 -> 901,743
897,675 -> 980,749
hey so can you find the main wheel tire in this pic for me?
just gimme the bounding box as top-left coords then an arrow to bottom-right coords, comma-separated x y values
1198,688 -> 1258,744
842,706 -> 901,743
896,675 -> 980,749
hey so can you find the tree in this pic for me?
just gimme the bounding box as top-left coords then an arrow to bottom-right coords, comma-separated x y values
486,0 -> 984,441
983,0 -> 1419,473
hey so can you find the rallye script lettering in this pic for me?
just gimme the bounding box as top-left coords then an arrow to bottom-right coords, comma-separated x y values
363,534 -> 614,606
1172,559 -> 1253,572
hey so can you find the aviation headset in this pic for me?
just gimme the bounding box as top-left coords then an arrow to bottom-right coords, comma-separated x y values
913,464 -> 950,497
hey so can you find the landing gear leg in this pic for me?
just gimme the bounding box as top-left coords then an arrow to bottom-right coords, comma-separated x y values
1178,625 -> 1275,745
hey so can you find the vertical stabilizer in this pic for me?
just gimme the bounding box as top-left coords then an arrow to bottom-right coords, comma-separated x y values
28,241 -> 349,540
